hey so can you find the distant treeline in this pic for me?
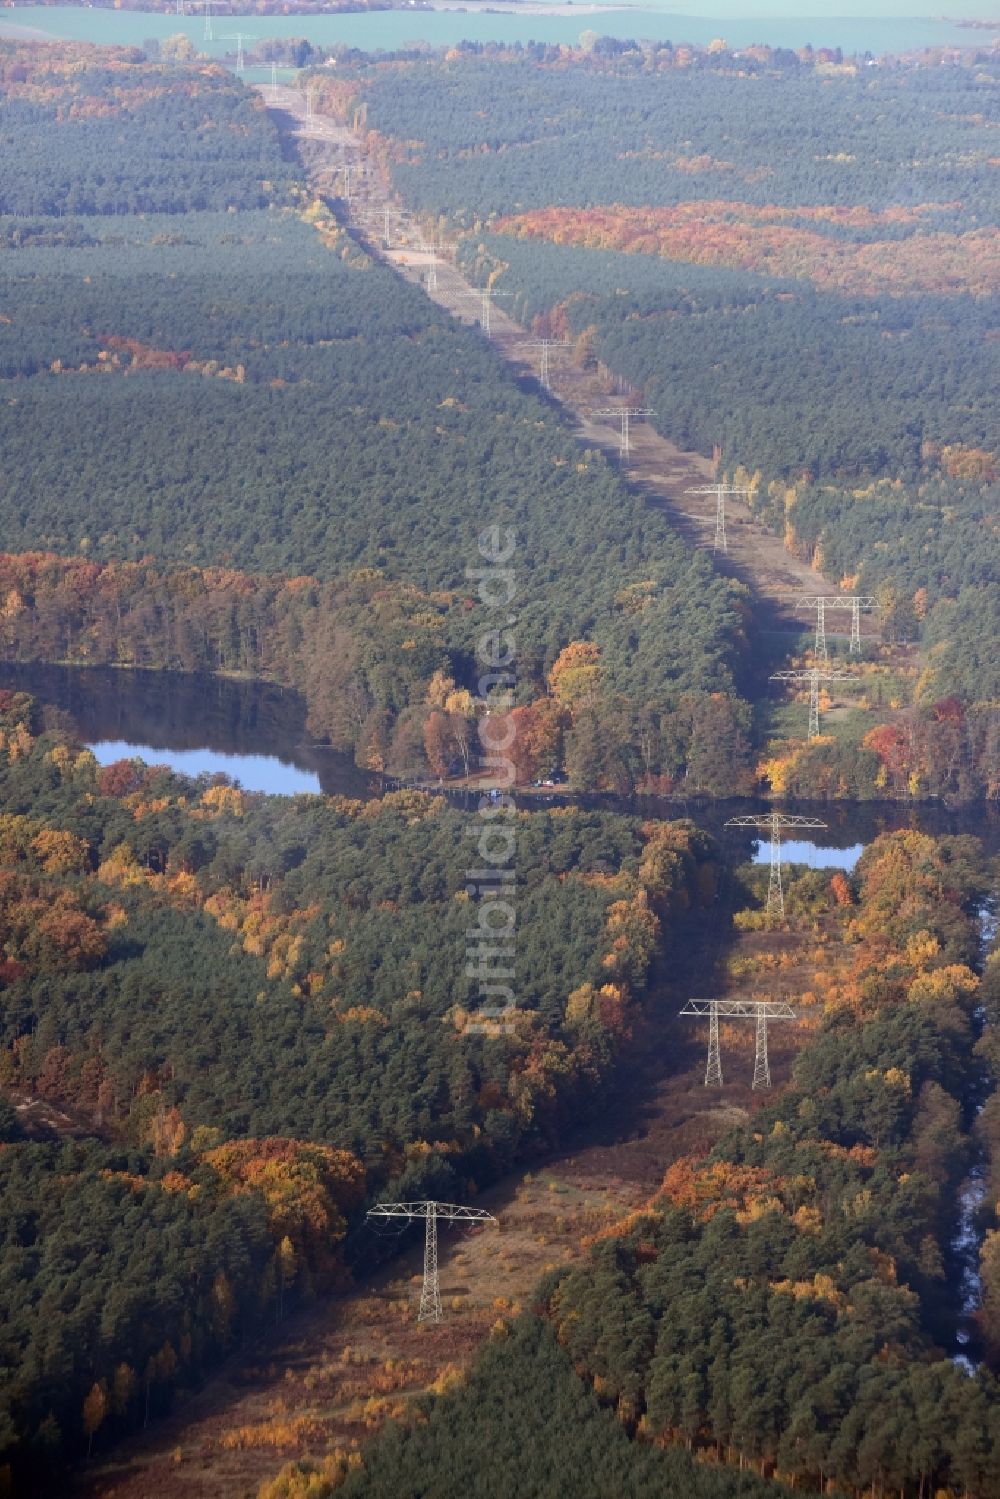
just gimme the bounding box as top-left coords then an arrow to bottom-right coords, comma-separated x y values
0,44 -> 295,214
363,56 -> 1000,221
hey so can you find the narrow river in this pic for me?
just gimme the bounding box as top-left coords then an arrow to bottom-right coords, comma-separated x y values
954,900 -> 998,1373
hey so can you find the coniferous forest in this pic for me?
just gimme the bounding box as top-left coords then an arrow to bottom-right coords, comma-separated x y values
0,42 -> 753,795
344,45 -> 1000,798
0,687 -> 716,1485
2,24 -> 1000,1499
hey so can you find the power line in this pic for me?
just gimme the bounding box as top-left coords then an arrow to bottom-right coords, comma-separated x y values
341,159 -> 366,203
222,32 -> 258,75
679,997 -> 799,1089
770,665 -> 854,740
684,484 -> 752,555
304,84 -> 319,135
366,1201 -> 498,1323
591,406 -> 656,463
792,595 -> 880,659
524,339 -> 572,393
411,239 -> 438,291
724,812 -> 828,919
459,283 -> 512,336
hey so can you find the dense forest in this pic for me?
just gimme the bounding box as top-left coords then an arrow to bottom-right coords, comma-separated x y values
0,45 -> 295,214
457,231 -> 998,490
363,58 -> 1000,222
353,49 -> 1000,767
4,40 -> 996,799
336,1318 -> 791,1499
0,685 -> 717,1483
0,40 -> 753,792
4,31 -> 1000,1499
331,830 -> 1000,1498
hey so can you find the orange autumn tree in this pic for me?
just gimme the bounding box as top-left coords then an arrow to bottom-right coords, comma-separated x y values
854,830 -> 972,954
638,819 -> 714,911
204,1138 -> 365,1281
508,698 -> 567,782
657,1157 -> 787,1222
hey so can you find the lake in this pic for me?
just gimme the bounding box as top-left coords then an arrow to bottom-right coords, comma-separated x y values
1,4 -> 993,56
0,661 -> 375,799
4,661 -> 999,867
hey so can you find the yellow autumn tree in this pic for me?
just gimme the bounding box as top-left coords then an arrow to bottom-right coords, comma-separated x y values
31,828 -> 89,875
547,641 -> 601,707
203,1138 -> 366,1281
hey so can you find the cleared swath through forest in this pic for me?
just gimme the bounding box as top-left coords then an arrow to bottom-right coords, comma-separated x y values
268,85 -> 881,649
71,92 -> 923,1499
79,867 -> 780,1499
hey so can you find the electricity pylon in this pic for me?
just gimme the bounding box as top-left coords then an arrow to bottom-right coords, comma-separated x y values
366,1201 -> 498,1323
770,665 -> 854,740
680,997 -> 798,1089
793,595 -> 879,657
413,239 -> 438,290
525,339 -> 572,393
341,161 -> 365,203
684,484 -> 752,555
464,284 -> 510,336
725,812 -> 828,919
846,595 -> 878,652
223,32 -> 258,75
304,85 -> 323,135
591,407 -> 656,463
202,0 -> 219,41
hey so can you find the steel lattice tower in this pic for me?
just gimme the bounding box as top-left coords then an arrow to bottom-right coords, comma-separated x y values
222,32 -> 258,75
792,595 -> 879,658
681,997 -> 799,1090
684,484 -> 752,554
525,339 -> 572,393
591,407 -> 656,462
770,666 -> 854,740
366,1201 -> 498,1323
725,812 -> 828,919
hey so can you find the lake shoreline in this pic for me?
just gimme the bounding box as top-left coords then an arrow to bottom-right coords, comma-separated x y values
3,660 -> 1000,849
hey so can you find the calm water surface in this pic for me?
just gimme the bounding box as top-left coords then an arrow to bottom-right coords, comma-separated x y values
1,5 -> 992,54
0,662 -> 374,799
4,662 -> 999,864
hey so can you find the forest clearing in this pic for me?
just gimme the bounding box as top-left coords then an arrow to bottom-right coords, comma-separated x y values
80,838 -> 855,1499
268,85 -> 880,646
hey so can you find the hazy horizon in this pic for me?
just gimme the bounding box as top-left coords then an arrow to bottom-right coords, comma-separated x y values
662,2 -> 996,17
